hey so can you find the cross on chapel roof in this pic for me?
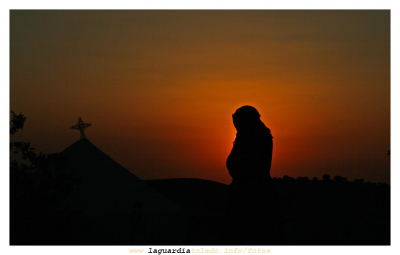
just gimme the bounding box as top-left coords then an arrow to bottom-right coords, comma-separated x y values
71,117 -> 92,139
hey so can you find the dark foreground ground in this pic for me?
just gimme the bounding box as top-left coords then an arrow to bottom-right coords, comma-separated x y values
11,177 -> 390,245
145,178 -> 390,245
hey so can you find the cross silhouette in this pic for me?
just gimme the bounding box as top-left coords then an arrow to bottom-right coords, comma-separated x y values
71,117 -> 92,139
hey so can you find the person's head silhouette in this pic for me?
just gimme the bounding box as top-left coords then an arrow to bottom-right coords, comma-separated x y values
232,105 -> 262,132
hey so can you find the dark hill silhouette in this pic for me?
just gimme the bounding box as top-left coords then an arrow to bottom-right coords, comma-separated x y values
145,178 -> 228,215
145,178 -> 228,244
145,177 -> 390,245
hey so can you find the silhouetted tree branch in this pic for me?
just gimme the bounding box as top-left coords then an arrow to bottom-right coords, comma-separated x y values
10,111 -> 79,244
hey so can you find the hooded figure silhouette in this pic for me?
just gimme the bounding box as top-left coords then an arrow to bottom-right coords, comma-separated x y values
225,106 -> 285,244
227,105 -> 273,183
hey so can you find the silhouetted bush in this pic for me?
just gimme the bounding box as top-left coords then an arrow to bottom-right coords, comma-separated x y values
283,175 -> 295,182
296,176 -> 310,183
334,176 -> 346,182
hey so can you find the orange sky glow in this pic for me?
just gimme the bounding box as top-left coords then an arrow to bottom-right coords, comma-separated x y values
10,10 -> 390,184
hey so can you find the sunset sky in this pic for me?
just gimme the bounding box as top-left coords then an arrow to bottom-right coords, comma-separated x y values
10,10 -> 390,184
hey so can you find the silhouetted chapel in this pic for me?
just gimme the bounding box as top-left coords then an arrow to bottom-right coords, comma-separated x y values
59,118 -> 185,244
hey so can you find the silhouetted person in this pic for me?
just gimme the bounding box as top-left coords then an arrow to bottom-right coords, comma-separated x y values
227,106 -> 273,182
224,106 -> 285,244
